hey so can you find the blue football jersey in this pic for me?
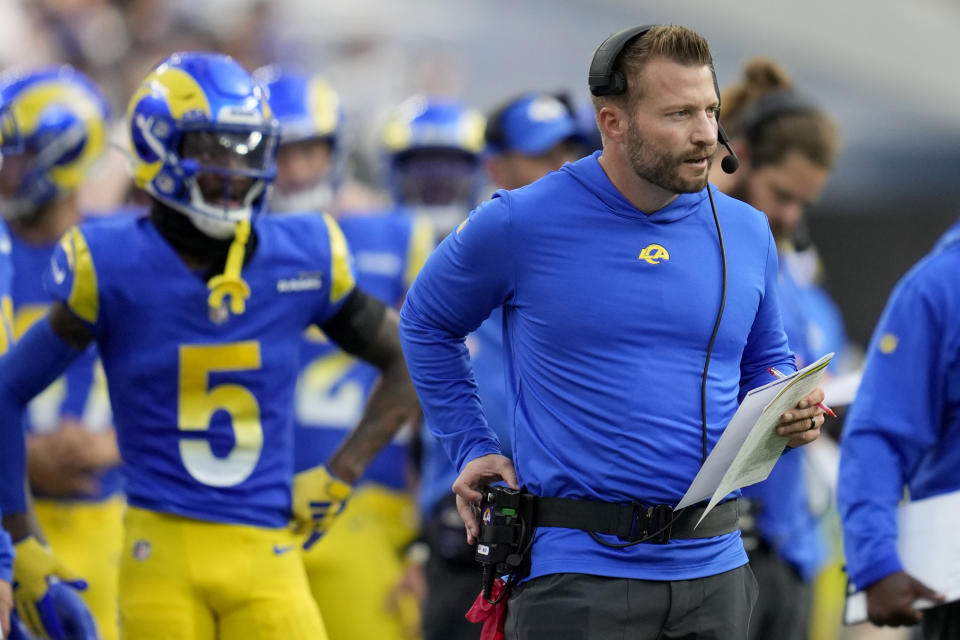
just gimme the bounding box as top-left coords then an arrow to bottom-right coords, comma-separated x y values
45,212 -> 356,528
293,209 -> 433,490
9,222 -> 121,500
0,221 -> 13,356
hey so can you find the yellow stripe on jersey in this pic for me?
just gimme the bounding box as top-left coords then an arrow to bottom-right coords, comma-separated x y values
13,304 -> 47,340
60,227 -> 99,324
321,213 -> 355,304
0,295 -> 13,354
404,214 -> 435,292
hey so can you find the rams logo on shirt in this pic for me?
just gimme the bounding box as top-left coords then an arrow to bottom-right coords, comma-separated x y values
638,244 -> 669,265
878,333 -> 898,354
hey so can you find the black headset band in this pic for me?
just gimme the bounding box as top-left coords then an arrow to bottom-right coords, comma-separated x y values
588,24 -> 739,173
588,24 -> 658,96
739,89 -> 819,141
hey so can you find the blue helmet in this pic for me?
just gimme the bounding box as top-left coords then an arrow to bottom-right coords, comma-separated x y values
380,96 -> 485,232
127,52 -> 279,238
0,66 -> 109,220
485,92 -> 601,158
254,65 -> 345,213
484,92 -> 580,156
0,95 -> 22,160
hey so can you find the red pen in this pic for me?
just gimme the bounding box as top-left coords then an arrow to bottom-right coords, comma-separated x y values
768,367 -> 837,418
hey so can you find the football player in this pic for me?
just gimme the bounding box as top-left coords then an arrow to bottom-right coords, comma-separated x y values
1,93 -> 19,640
0,65 -> 122,640
414,91 -> 583,640
0,52 -> 419,640
259,67 -> 433,640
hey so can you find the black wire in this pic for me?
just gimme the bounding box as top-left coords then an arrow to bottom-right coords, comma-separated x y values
587,186 -> 727,551
701,186 -> 727,463
488,188 -> 729,560
586,507 -> 689,549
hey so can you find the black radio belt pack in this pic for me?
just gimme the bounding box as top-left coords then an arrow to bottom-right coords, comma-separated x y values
474,484 -> 741,602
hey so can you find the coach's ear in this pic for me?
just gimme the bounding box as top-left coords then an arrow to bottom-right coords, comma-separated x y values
595,103 -> 627,145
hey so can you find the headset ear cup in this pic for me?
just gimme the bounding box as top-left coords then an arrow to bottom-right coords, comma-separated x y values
610,71 -> 625,95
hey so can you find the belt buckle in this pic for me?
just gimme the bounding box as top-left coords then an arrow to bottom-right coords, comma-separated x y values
642,504 -> 673,544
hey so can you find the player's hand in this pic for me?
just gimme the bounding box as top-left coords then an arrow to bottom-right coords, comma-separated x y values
12,537 -> 98,639
0,578 -> 12,638
26,421 -> 118,497
452,454 -> 518,545
385,555 -> 427,640
291,465 -> 353,550
777,387 -> 825,448
865,570 -> 945,627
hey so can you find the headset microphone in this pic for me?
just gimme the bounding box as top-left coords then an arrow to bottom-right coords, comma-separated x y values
718,123 -> 739,174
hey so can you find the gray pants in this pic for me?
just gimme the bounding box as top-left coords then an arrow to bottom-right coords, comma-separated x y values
504,565 -> 758,640
747,542 -> 811,640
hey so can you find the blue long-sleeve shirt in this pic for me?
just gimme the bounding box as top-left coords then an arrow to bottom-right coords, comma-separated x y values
838,219 -> 960,590
419,307 -> 511,518
400,152 -> 796,581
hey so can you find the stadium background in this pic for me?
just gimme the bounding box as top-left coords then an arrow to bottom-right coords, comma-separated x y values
2,0 -> 957,638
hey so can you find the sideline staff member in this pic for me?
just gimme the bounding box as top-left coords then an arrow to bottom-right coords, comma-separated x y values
710,57 -> 840,640
838,221 -> 960,638
400,24 -> 825,638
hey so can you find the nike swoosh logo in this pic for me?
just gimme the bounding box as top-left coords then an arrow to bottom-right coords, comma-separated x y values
51,258 -> 66,285
272,544 -> 294,555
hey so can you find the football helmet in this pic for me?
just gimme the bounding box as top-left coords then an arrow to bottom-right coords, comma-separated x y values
0,66 -> 108,221
255,65 -> 345,214
484,92 -> 579,155
127,52 -> 279,239
0,94 -> 23,170
380,96 -> 485,233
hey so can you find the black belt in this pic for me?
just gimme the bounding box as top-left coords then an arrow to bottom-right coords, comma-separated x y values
533,496 -> 740,544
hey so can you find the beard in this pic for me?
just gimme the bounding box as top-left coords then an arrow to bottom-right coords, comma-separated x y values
626,120 -> 715,194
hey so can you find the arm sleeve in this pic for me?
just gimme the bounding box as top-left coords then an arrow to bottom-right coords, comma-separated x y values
739,229 -> 797,401
0,317 -> 84,514
399,193 -> 516,472
0,508 -> 11,583
838,270 -> 945,589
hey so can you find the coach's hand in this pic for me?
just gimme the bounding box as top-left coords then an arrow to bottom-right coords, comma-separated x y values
777,387 -> 826,448
452,454 -> 518,545
866,570 -> 944,627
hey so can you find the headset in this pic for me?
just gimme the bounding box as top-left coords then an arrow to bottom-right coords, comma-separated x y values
589,24 -> 740,174
588,26 -> 730,510
739,89 -> 818,147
